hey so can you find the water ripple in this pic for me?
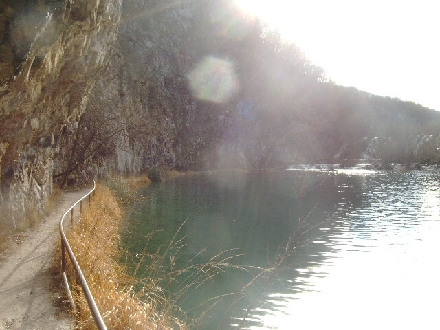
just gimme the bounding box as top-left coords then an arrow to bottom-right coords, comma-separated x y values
247,171 -> 440,329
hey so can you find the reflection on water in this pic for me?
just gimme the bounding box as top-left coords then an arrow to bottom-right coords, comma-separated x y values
247,171 -> 440,330
125,170 -> 440,329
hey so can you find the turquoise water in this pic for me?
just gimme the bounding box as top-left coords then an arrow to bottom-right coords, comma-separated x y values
123,170 -> 440,329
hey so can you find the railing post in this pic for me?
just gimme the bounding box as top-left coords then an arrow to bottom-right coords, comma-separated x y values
80,200 -> 83,216
70,207 -> 74,225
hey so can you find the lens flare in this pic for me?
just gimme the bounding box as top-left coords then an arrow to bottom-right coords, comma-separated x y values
187,56 -> 239,103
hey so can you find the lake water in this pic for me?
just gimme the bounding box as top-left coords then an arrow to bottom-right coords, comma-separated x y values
124,169 -> 440,329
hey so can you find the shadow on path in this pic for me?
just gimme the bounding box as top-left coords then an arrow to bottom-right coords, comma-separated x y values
0,189 -> 89,330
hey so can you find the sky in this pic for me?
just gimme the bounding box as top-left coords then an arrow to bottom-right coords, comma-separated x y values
233,0 -> 440,111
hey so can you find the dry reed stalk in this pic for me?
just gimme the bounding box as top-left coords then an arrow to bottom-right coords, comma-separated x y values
66,183 -> 187,329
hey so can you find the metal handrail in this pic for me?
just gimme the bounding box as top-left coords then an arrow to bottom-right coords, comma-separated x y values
59,180 -> 107,330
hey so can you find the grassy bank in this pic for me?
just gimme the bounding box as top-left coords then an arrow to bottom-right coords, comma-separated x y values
63,173 -> 272,329
65,181 -> 187,329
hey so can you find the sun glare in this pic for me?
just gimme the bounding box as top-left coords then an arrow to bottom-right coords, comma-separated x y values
232,0 -> 347,78
232,0 -> 440,110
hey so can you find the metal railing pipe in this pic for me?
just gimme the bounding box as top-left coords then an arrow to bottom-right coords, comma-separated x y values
59,180 -> 107,330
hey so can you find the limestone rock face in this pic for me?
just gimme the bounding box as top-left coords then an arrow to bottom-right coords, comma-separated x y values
73,0 -> 233,176
51,0 -> 292,181
0,0 -> 121,230
95,0 -> 198,172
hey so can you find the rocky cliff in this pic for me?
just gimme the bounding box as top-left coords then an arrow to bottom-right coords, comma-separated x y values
55,0 -> 327,180
0,0 -> 121,231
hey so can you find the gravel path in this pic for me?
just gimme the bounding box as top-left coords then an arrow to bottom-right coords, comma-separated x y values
0,189 -> 90,330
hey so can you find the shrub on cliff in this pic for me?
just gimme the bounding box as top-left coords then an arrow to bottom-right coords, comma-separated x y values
147,167 -> 166,183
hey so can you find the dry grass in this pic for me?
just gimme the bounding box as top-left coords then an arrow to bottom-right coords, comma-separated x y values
124,175 -> 152,190
103,176 -> 151,206
164,170 -> 189,179
66,183 -> 187,329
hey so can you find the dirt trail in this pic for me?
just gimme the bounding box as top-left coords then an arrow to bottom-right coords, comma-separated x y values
0,189 -> 90,330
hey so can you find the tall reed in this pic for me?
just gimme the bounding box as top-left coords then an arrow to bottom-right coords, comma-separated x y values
65,176 -> 312,329
66,183 -> 187,329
